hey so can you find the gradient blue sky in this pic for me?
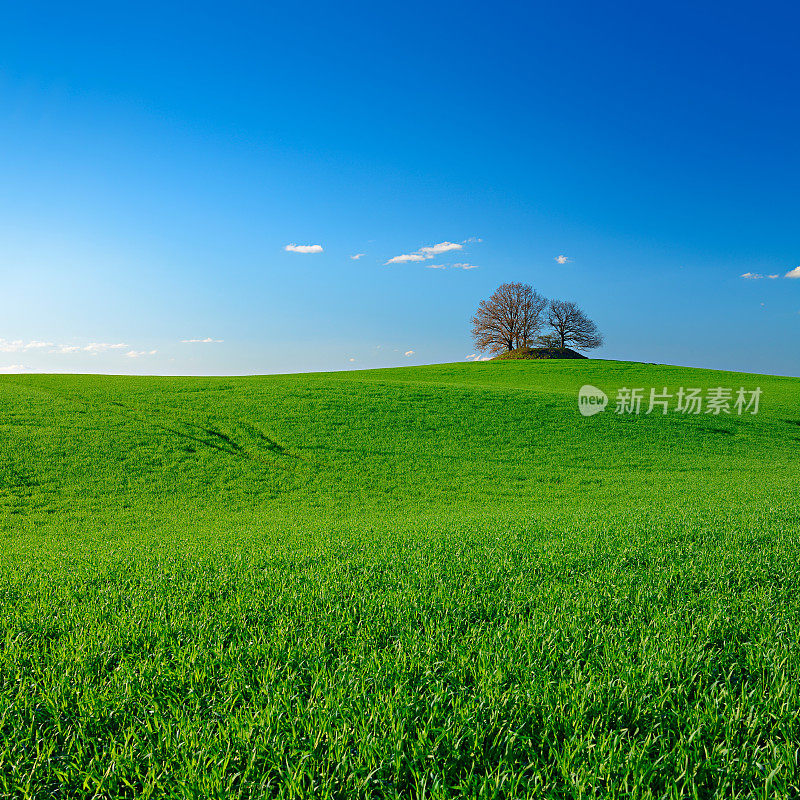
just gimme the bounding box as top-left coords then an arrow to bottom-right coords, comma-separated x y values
2,0 -> 798,376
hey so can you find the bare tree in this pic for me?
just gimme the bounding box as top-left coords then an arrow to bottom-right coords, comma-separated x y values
546,300 -> 603,350
536,332 -> 563,349
471,282 -> 548,354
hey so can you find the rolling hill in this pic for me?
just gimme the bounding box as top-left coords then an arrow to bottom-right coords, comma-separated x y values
1,360 -> 798,798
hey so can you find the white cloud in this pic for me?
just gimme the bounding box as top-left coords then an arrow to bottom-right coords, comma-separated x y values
83,342 -> 129,353
425,264 -> 447,269
742,271 -> 785,280
348,357 -> 356,362
125,349 -> 158,358
350,253 -> 365,260
0,364 -> 28,372
0,340 -> 161,357
418,241 -> 463,256
555,255 -> 572,264
452,263 -> 479,270
284,244 -> 323,254
181,337 -> 223,343
0,339 -> 132,354
466,353 -> 477,360
0,339 -> 54,352
785,266 -> 800,279
404,350 -> 415,357
385,253 -> 429,264
385,240 -> 468,265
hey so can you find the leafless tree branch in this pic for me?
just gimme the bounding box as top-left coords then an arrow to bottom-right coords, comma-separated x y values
471,282 -> 548,354
545,300 -> 603,350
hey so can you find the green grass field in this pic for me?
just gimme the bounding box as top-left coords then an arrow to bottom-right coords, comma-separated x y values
1,359 -> 799,798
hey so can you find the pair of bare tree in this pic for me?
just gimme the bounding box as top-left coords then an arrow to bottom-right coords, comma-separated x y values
471,282 -> 603,355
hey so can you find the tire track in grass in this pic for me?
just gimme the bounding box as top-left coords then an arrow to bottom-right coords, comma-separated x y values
102,400 -> 311,468
9,380 -> 312,470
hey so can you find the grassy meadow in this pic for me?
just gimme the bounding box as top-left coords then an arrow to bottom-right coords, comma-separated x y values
0,359 -> 799,798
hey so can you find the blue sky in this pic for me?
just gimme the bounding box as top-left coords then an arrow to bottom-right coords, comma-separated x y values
1,0 -> 798,376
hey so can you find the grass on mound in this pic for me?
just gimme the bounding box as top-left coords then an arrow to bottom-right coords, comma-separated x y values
492,346 -> 587,359
0,360 -> 799,798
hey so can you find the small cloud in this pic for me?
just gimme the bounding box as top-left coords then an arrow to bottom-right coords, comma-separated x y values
350,253 -> 365,260
83,342 -> 128,353
348,357 -> 356,362
0,364 -> 28,372
2,340 -> 131,355
284,244 -> 323,254
466,353 -> 477,360
742,271 -> 783,280
404,350 -> 415,357
0,339 -> 55,352
181,338 -> 223,343
555,255 -> 572,264
425,264 -> 447,269
418,241 -> 463,256
385,253 -> 429,264
385,240 -> 468,265
785,266 -> 800,279
125,349 -> 158,358
452,263 -> 479,270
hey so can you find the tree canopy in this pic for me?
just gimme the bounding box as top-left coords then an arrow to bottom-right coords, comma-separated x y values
470,282 -> 548,355
546,299 -> 603,351
471,284 -> 603,355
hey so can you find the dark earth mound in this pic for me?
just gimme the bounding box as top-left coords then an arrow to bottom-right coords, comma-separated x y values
493,346 -> 588,360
